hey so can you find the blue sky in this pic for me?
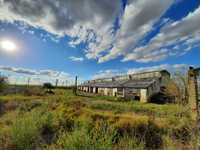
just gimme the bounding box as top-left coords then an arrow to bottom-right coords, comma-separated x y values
0,0 -> 200,85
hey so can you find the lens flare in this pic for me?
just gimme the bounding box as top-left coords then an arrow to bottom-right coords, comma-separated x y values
0,40 -> 17,53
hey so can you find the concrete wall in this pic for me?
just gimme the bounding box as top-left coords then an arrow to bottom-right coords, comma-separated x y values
188,68 -> 199,111
124,88 -> 140,99
98,88 -> 104,95
92,87 -> 96,93
113,88 -> 117,97
140,89 -> 148,103
116,88 -> 124,97
103,88 -> 113,96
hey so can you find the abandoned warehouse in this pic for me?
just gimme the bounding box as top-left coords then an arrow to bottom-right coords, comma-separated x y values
78,70 -> 170,103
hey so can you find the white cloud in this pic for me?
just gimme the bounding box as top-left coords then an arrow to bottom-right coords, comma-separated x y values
92,69 -> 123,79
123,5 -> 200,62
0,66 -> 73,85
98,0 -> 173,63
0,0 -> 121,61
127,64 -> 189,74
0,0 -> 199,63
69,56 -> 84,62
92,64 -> 190,79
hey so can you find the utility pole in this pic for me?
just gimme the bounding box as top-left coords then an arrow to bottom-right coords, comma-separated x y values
66,80 -> 68,87
73,76 -> 78,96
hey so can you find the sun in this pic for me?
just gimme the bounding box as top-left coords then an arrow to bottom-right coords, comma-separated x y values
0,40 -> 17,53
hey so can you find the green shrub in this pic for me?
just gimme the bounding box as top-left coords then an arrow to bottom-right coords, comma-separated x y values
116,136 -> 145,150
10,111 -> 55,150
190,131 -> 200,150
23,87 -> 44,96
11,114 -> 40,150
39,112 -> 56,145
114,118 -> 163,149
0,76 -> 8,92
171,123 -> 191,144
58,128 -> 93,150
57,121 -> 115,150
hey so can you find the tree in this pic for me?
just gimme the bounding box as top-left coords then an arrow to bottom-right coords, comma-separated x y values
43,82 -> 54,94
173,72 -> 188,104
164,78 -> 181,103
0,76 -> 8,92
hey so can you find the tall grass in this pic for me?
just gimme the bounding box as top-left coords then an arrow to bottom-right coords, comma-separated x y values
57,120 -> 114,150
11,113 -> 40,150
0,89 -> 198,150
10,110 -> 55,150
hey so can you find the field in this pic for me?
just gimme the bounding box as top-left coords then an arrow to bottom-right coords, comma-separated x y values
0,88 -> 200,150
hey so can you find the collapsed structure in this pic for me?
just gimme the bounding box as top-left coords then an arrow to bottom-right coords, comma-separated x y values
78,70 -> 170,103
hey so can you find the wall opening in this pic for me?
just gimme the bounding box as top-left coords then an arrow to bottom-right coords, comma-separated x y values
134,96 -> 140,101
95,87 -> 98,94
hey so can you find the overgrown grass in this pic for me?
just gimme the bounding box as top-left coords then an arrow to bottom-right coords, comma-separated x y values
0,89 -> 199,150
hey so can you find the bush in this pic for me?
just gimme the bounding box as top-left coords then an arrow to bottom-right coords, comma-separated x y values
114,117 -> 163,149
11,114 -> 40,150
23,87 -> 44,96
171,124 -> 191,144
117,136 -> 145,150
43,83 -> 55,94
0,76 -> 8,92
58,128 -> 93,150
10,111 -> 55,150
57,121 -> 114,150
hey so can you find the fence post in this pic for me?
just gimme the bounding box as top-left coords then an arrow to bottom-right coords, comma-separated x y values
73,76 -> 78,95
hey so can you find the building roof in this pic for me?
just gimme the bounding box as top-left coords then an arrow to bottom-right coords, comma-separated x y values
84,69 -> 170,84
121,78 -> 157,88
80,78 -> 158,89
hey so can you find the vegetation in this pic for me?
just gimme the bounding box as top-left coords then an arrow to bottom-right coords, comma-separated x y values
0,88 -> 199,150
0,76 -> 8,92
43,83 -> 55,94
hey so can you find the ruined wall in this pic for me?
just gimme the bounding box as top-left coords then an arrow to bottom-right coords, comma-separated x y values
113,88 -> 117,97
188,67 -> 199,114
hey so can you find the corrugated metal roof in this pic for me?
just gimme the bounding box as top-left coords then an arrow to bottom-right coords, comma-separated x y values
121,79 -> 156,88
80,78 -> 158,89
85,69 -> 169,83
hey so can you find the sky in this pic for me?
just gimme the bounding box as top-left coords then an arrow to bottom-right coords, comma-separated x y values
0,0 -> 200,85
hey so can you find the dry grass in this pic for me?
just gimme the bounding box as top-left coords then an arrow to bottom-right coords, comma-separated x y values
0,89 -> 199,150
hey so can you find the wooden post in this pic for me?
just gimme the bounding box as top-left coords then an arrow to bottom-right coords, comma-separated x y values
27,77 -> 31,87
55,79 -> 59,87
73,76 -> 78,95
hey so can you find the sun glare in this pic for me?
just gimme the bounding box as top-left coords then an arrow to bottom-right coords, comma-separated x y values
0,40 -> 17,53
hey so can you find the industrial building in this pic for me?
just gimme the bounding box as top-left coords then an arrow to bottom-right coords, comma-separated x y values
78,70 -> 170,103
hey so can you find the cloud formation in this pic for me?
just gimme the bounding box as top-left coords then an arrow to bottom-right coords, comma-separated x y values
0,0 -> 199,63
127,64 -> 189,74
92,64 -> 189,79
123,5 -> 200,62
92,69 -> 123,79
0,66 -> 72,85
69,56 -> 84,62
